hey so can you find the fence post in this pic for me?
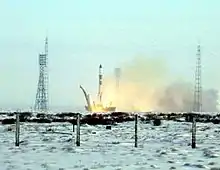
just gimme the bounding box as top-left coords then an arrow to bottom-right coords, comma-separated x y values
192,114 -> 196,148
134,114 -> 138,147
72,123 -> 75,132
76,113 -> 80,146
15,112 -> 20,146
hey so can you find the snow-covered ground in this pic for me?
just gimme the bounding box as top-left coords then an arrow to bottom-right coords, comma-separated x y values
0,121 -> 220,170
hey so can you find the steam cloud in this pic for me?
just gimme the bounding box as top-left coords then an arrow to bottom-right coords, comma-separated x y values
102,56 -> 219,112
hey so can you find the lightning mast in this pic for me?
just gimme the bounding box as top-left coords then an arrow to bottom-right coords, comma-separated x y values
193,43 -> 202,112
191,43 -> 202,149
34,37 -> 49,113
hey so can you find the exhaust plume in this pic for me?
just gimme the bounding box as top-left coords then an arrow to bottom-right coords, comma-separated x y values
102,56 -> 219,112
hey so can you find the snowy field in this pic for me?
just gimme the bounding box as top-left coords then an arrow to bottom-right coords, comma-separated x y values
0,121 -> 220,170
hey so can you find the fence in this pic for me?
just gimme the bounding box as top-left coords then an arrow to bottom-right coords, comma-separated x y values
13,113 -> 200,149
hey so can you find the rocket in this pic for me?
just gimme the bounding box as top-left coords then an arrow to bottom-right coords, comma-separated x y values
98,64 -> 103,103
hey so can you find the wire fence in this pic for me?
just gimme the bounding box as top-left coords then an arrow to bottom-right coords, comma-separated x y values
3,113 -> 219,150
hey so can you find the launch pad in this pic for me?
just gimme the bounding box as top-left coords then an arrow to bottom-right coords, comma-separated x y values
80,64 -> 116,112
85,104 -> 116,112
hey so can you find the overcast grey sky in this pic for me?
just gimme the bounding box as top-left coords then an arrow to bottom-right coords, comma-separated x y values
0,0 -> 220,111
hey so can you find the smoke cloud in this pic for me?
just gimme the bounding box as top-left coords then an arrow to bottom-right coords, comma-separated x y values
102,56 -> 219,112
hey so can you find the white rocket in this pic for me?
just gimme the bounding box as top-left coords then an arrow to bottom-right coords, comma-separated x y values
98,64 -> 103,103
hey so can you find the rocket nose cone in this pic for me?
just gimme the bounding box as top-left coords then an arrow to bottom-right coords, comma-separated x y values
99,64 -> 102,68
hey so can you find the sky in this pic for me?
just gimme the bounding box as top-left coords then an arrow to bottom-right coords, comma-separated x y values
0,0 -> 220,111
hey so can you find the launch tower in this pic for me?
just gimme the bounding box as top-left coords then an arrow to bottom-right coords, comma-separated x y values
34,37 -> 49,112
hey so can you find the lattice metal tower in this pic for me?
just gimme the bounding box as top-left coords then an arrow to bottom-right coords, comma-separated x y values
193,44 -> 202,112
34,37 -> 49,112
114,68 -> 121,92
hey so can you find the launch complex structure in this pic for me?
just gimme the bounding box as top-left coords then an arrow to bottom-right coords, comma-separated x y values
193,44 -> 202,113
34,37 -> 49,113
80,64 -> 117,112
33,37 -> 118,113
33,37 -> 202,114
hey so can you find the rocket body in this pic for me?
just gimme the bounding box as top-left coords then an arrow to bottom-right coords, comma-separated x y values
98,64 -> 103,103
